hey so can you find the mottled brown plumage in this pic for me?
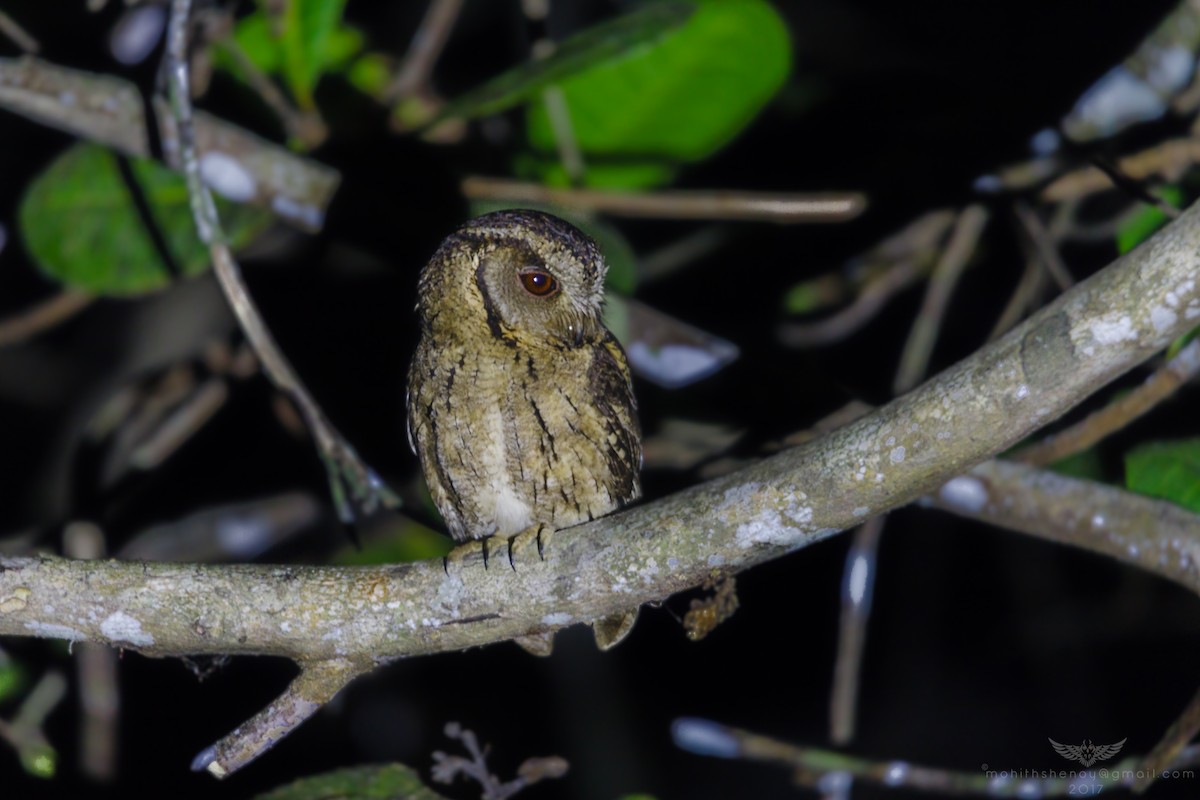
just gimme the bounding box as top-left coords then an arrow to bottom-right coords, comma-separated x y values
406,210 -> 642,547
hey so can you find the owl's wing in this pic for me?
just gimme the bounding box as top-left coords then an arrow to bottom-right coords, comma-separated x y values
1048,739 -> 1081,762
1091,739 -> 1127,761
588,331 -> 643,504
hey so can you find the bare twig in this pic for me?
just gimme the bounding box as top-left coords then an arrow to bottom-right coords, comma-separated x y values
215,37 -> 326,148
0,291 -> 95,348
193,658 -> 371,778
1013,201 -> 1074,291
1134,684 -> 1200,793
1014,338 -> 1200,466
462,176 -> 866,223
986,250 -> 1046,341
0,10 -> 39,53
0,56 -> 340,232
893,205 -> 989,394
779,209 -> 957,347
63,523 -> 119,782
1041,138 -> 1200,203
673,717 -> 1200,796
829,515 -> 885,745
387,0 -> 464,100
778,259 -> 924,347
0,671 -> 66,778
163,0 -> 399,523
432,722 -> 568,800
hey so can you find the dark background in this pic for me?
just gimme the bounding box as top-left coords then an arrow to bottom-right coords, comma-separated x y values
2,1 -> 1198,798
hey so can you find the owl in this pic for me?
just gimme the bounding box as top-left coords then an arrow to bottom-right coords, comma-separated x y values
406,210 -> 642,577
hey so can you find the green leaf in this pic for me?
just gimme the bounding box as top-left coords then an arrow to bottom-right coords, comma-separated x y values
432,1 -> 696,123
1125,438 -> 1200,512
514,154 -> 678,191
1116,186 -> 1183,254
334,518 -> 452,565
525,0 -> 791,186
782,274 -> 846,315
254,764 -> 449,800
216,1 -> 362,108
0,661 -> 24,703
21,746 -> 56,779
282,0 -> 350,109
348,53 -> 393,98
1166,325 -> 1199,360
1048,447 -> 1105,482
19,144 -> 272,297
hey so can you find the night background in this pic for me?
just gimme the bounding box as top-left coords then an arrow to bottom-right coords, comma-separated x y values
2,1 -> 1199,798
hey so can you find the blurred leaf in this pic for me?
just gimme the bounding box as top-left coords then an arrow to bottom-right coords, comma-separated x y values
255,764 -> 448,800
217,1 -> 363,106
225,13 -> 281,74
19,144 -> 272,297
526,0 -> 791,187
1126,438 -> 1200,512
515,155 -> 678,191
21,745 -> 56,779
1048,447 -> 1105,482
781,273 -> 846,314
1166,325 -> 1199,360
282,0 -> 350,108
348,53 -> 394,98
468,199 -> 639,293
335,517 -> 452,565
0,661 -> 24,703
1116,185 -> 1182,253
432,1 -> 696,123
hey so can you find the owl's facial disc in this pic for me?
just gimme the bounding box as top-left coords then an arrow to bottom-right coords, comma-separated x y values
475,245 -> 599,348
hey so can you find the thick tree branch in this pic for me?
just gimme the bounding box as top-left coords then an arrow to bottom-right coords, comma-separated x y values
2,166 -> 1199,778
1,196 -> 1198,659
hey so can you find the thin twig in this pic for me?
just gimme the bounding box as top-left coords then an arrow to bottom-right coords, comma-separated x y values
1134,684 -> 1200,793
462,176 -> 866,223
779,209 -> 957,347
162,0 -> 399,521
1041,139 -> 1200,203
387,0 -> 464,100
893,205 -> 989,394
0,10 -> 39,53
63,523 -> 119,782
829,514 -> 885,745
986,249 -> 1046,341
0,56 -> 340,231
193,658 -> 371,778
215,36 -> 326,148
1013,201 -> 1074,291
1014,338 -> 1200,467
0,290 -> 95,348
778,259 -> 924,347
673,717 -> 1200,796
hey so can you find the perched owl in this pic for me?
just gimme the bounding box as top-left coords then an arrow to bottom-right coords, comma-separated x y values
406,210 -> 642,566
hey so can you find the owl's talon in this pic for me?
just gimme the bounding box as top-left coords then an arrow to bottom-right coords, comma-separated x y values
442,539 -> 488,572
507,524 -> 553,567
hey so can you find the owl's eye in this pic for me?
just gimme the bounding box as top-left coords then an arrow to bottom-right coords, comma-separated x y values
518,268 -> 560,298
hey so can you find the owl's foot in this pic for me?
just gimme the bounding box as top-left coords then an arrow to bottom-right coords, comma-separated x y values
506,523 -> 554,568
441,537 -> 499,573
